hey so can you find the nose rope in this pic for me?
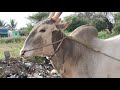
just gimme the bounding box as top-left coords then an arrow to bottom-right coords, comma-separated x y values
23,37 -> 66,53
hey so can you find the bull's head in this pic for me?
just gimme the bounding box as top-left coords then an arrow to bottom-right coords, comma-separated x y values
20,12 -> 72,58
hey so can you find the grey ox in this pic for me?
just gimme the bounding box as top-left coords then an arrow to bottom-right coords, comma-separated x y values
20,12 -> 120,78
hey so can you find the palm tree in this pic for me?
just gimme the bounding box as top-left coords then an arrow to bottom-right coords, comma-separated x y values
0,20 -> 7,27
9,19 -> 17,31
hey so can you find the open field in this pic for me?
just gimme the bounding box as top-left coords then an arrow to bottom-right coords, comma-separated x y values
0,42 -> 24,59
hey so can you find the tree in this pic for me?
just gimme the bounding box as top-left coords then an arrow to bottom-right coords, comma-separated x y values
113,12 -> 120,34
91,18 -> 107,32
9,19 -> 17,30
76,12 -> 114,20
0,20 -> 7,27
63,15 -> 89,32
99,12 -> 114,33
24,12 -> 49,32
114,12 -> 120,23
25,24 -> 33,33
27,12 -> 49,24
19,23 -> 34,36
75,12 -> 114,33
75,12 -> 96,19
103,17 -> 113,33
20,12 -> 49,36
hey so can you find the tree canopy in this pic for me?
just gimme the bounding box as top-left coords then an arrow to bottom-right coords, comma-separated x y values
27,12 -> 49,24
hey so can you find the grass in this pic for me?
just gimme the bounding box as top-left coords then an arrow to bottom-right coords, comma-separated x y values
0,42 -> 24,59
0,36 -> 26,43
0,36 -> 26,59
98,31 -> 120,39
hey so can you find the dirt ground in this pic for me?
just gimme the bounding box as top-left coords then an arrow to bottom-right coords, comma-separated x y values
0,57 -> 61,78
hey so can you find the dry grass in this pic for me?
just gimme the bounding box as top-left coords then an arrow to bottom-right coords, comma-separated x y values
0,42 -> 24,59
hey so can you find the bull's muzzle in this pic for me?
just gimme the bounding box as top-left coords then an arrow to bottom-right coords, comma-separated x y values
20,50 -> 26,57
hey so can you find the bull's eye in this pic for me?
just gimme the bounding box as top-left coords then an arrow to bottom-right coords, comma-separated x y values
39,29 -> 46,32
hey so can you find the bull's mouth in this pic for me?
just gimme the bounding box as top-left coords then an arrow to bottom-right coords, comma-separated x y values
20,48 -> 46,58
20,52 -> 33,58
21,53 -> 48,60
20,49 -> 35,58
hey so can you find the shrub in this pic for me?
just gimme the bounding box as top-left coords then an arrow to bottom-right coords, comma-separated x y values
114,13 -> 120,23
98,31 -> 111,39
91,19 -> 107,32
113,22 -> 120,33
98,30 -> 119,39
0,37 -> 26,44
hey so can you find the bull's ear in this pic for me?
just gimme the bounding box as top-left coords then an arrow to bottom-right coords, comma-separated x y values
56,20 -> 72,30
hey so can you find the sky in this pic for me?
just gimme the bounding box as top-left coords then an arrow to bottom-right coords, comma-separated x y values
0,12 -> 74,29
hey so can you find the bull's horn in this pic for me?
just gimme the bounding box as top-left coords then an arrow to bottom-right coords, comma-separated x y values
52,12 -> 62,21
48,12 -> 55,19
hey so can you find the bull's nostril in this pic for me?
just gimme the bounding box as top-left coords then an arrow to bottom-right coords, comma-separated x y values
21,51 -> 26,56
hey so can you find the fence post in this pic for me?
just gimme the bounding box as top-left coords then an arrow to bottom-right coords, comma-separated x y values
4,51 -> 10,60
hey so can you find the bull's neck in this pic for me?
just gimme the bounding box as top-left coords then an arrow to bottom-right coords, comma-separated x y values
51,31 -> 81,77
51,31 -> 67,71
